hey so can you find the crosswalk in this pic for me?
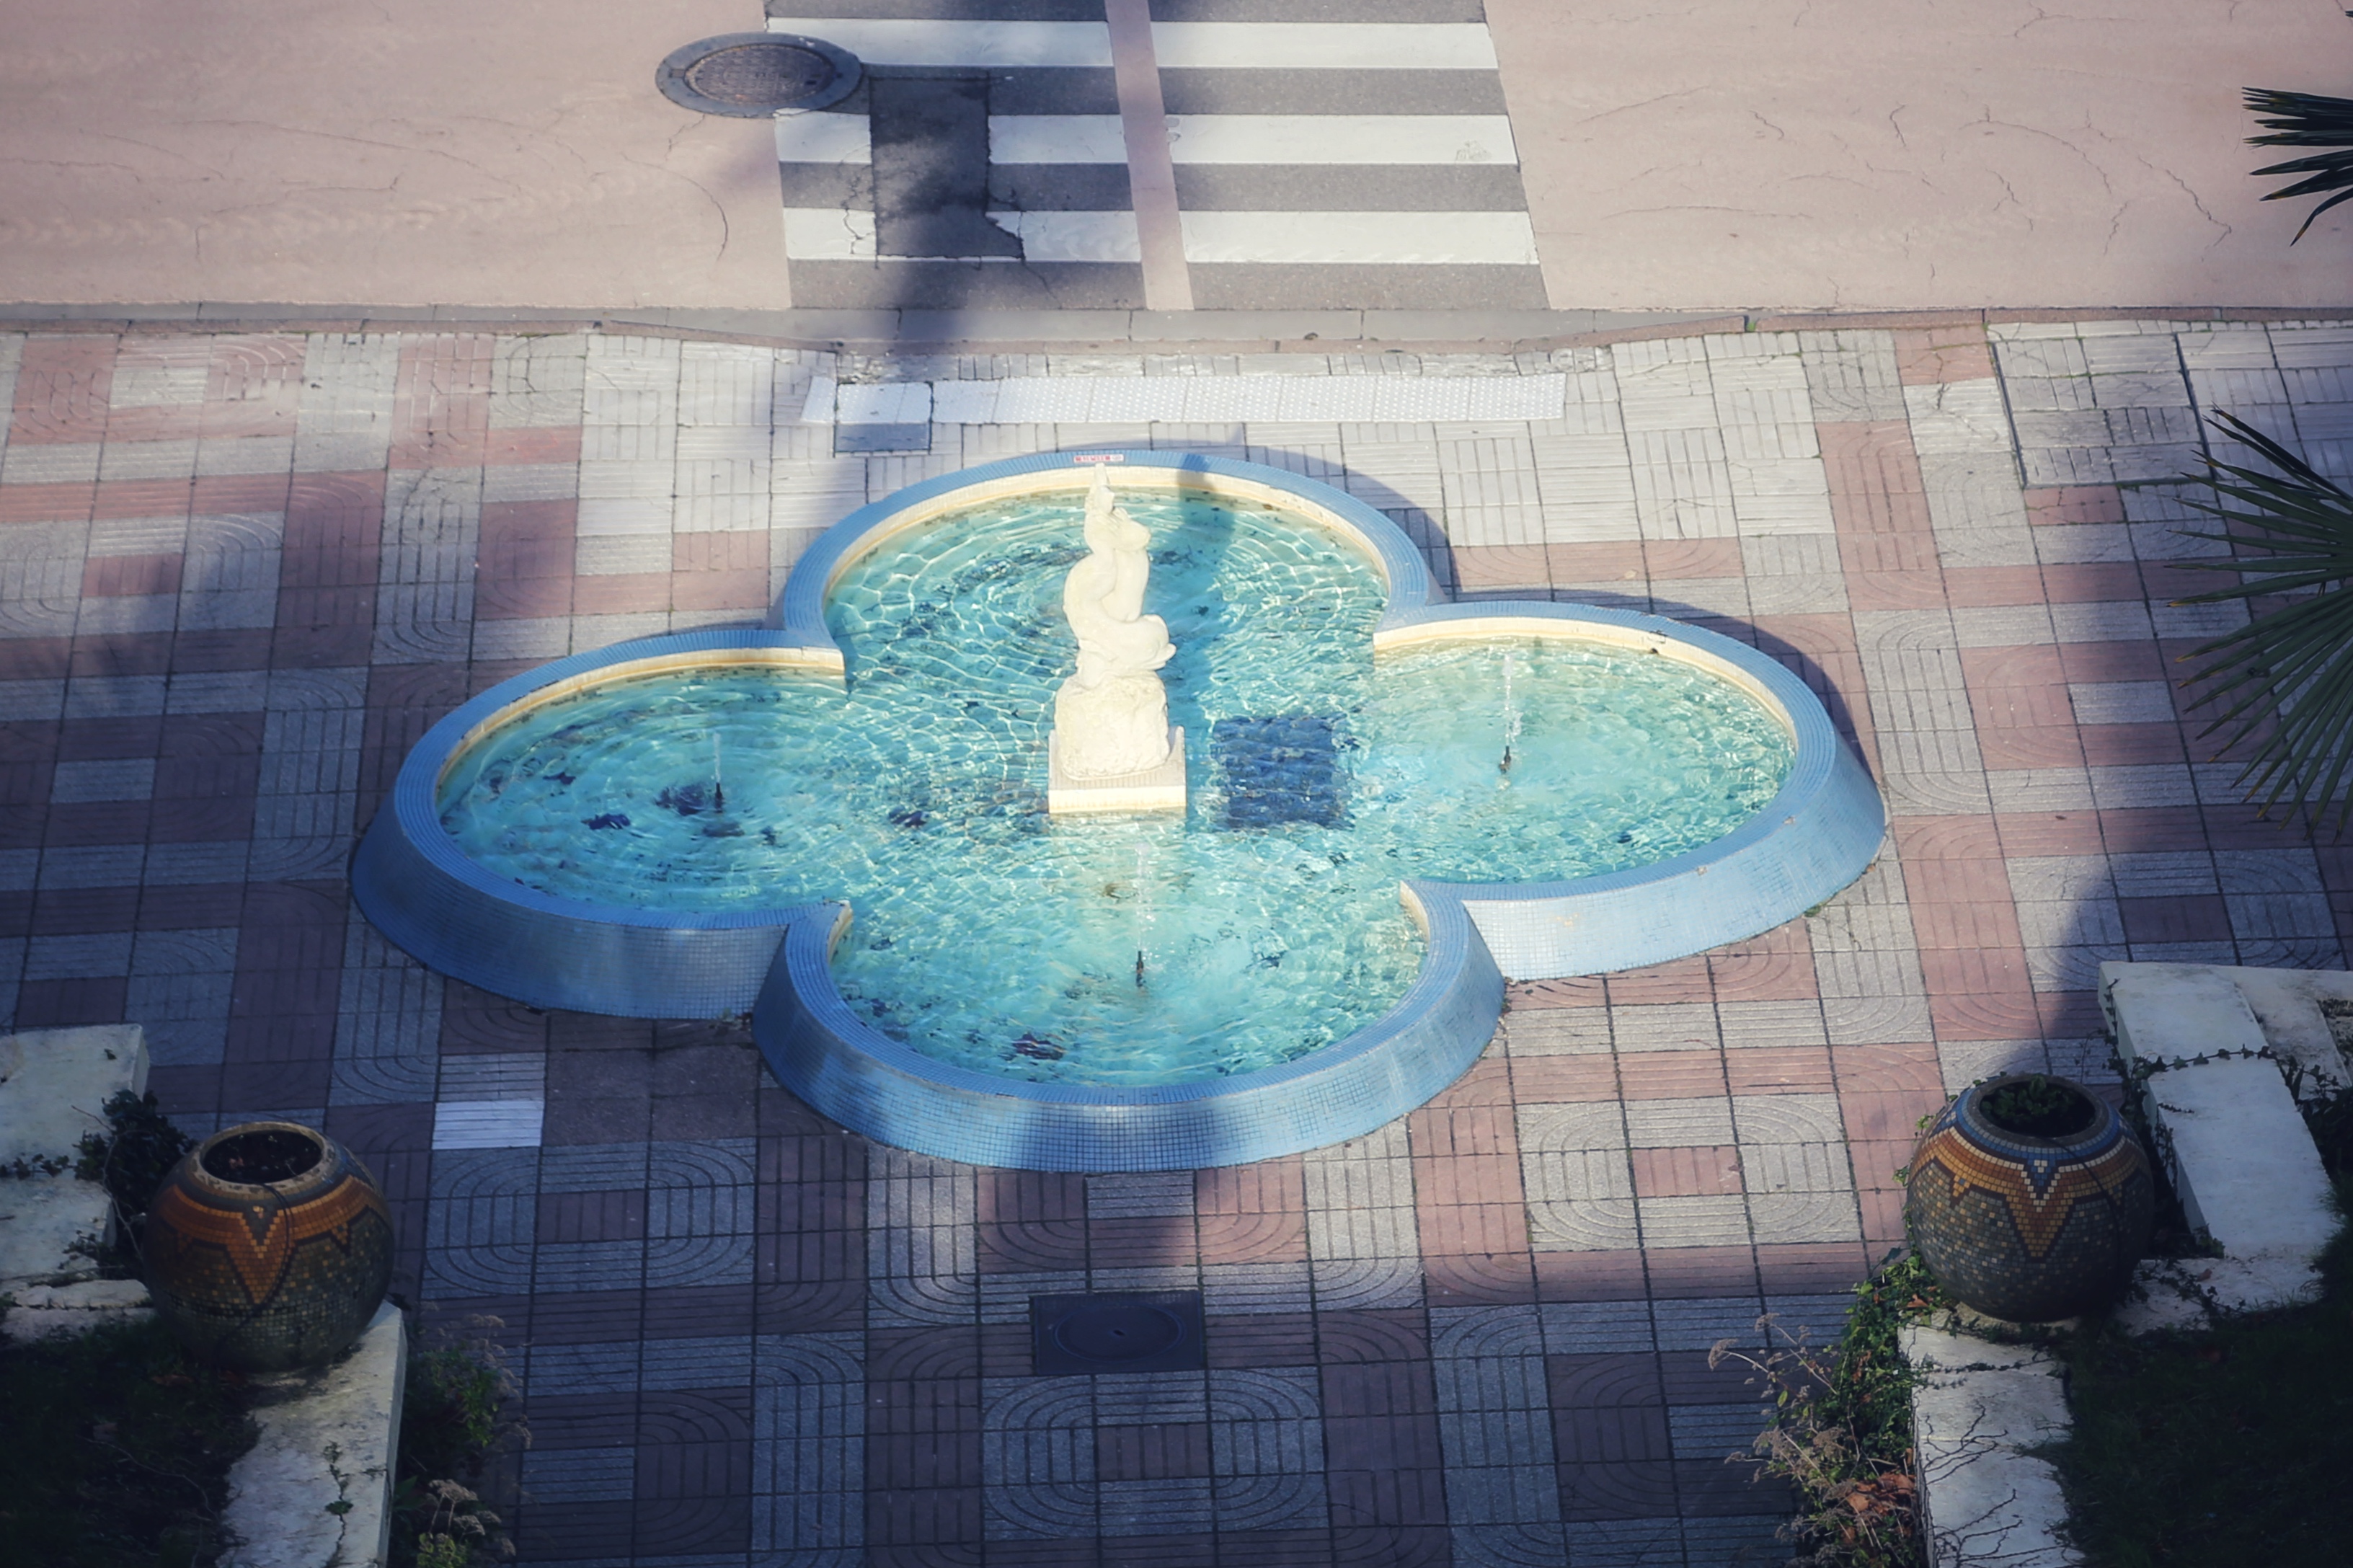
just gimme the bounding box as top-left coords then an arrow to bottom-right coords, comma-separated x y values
763,1 -> 1546,311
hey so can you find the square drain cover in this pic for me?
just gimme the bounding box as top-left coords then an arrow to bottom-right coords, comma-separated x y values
1031,1290 -> 1205,1376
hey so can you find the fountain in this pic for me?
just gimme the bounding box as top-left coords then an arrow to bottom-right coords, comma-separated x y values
1048,469 -> 1185,815
353,451 -> 1885,1169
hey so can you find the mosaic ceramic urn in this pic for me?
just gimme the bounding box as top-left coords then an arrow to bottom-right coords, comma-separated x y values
142,1121 -> 395,1371
1904,1073 -> 2153,1323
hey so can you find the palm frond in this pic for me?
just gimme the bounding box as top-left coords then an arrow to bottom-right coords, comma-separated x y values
2246,88 -> 2353,240
2173,412 -> 2353,838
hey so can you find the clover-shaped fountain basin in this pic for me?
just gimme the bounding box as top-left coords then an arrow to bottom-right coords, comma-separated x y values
354,453 -> 1884,1169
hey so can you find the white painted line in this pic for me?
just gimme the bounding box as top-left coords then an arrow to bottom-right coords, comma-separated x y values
1179,210 -> 1538,266
926,373 -> 1566,425
988,210 -> 1142,263
1150,22 -> 1498,71
775,111 -> 871,164
988,116 -> 1128,164
1166,115 -> 1517,166
784,207 -> 878,260
431,1099 -> 545,1151
768,17 -> 1112,67
838,382 -> 934,426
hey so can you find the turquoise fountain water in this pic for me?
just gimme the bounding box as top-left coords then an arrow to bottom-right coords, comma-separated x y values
438,489 -> 1793,1086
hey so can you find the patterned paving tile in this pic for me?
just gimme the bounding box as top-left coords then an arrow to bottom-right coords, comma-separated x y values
6,319 -> 2351,1564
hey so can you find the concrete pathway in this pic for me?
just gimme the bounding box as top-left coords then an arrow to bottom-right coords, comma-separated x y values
3,1 -> 2347,315
2,316 -> 2349,1565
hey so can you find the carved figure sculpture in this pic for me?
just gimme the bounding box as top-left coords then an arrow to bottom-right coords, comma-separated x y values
1053,469 -> 1176,779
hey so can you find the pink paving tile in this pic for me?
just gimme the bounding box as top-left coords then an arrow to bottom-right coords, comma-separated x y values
1845,569 -> 1951,612
191,471 -> 294,513
1644,1245 -> 1763,1298
14,976 -> 130,1027
1084,1216 -> 1197,1269
2039,562 -> 2148,603
1725,1047 -> 1837,1095
1835,529 -> 1941,577
1642,538 -> 1744,578
1195,1160 -> 1306,1264
1962,642 -> 2072,721
1616,1051 -> 1729,1101
2104,801 -> 2216,860
1534,1249 -> 1652,1301
2080,723 -> 2188,766
1451,543 -> 1551,590
1856,1186 -> 1909,1247
2024,484 -> 2125,526
201,335 -> 305,441
1509,976 -> 1608,1009
0,482 -> 95,523
92,478 -> 194,521
105,339 -> 212,443
1510,1055 -> 1619,1104
10,336 -> 116,444
1756,1241 -> 1876,1294
1831,1042 -> 1944,1097
387,335 -> 495,469
1708,920 -> 1819,1001
1602,955 -> 1715,1004
1943,565 -> 2056,607
1891,327 -> 1995,384
482,425 -> 582,466
1994,811 -> 2107,856
1423,1055 -> 1515,1111
1928,983 -> 2046,1042
1629,1145 -> 1742,1199
2038,991 -> 2104,1036
1546,541 -> 1644,581
0,639 -> 68,679
2056,639 -> 2167,681
1423,1249 -> 1537,1305
572,572 -> 670,615
1818,420 -> 1934,534
1892,813 -> 2006,862
1978,727 -> 2089,769
672,569 -> 768,613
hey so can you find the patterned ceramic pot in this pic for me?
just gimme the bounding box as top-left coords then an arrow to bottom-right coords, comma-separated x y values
1904,1073 -> 2153,1323
142,1121 -> 394,1371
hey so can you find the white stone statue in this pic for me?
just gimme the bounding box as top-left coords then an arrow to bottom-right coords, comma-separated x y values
1052,469 -> 1176,780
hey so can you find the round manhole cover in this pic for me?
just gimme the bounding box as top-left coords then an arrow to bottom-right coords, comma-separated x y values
1053,1303 -> 1186,1364
657,33 -> 861,118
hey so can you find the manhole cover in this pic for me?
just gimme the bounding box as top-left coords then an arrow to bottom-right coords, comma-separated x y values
657,33 -> 861,118
1032,1290 -> 1205,1376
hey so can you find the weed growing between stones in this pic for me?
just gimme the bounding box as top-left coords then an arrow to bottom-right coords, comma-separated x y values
2045,1179 -> 2353,1567
1712,1252 -> 1945,1567
392,1317 -> 523,1567
0,1315 -> 258,1566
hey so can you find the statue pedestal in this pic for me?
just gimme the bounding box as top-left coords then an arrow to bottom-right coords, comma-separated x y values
1048,727 -> 1187,816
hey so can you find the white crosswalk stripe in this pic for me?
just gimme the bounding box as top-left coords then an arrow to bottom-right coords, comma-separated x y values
1148,22 -> 1500,71
765,6 -> 1546,311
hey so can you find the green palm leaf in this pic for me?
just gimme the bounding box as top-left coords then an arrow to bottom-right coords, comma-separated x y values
2246,88 -> 2353,241
2173,412 -> 2353,838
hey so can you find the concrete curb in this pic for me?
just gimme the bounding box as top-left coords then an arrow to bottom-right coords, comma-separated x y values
5,303 -> 2353,356
221,1300 -> 407,1568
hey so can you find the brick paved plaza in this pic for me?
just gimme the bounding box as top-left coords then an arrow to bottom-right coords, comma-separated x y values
5,317 -> 2352,1564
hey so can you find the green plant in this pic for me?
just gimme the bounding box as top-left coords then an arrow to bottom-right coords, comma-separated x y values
2246,88 -> 2353,241
2172,412 -> 2353,839
391,1320 -> 521,1567
75,1089 -> 195,1259
1711,1252 -> 1945,1567
1977,1074 -> 2094,1138
2045,1179 -> 2353,1567
0,1314 -> 257,1566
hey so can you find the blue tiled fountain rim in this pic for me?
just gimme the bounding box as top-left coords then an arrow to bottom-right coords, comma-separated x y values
353,451 -> 1885,1168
